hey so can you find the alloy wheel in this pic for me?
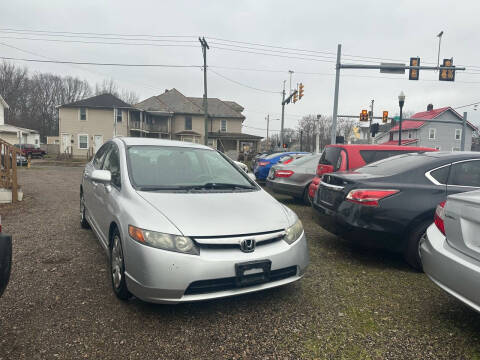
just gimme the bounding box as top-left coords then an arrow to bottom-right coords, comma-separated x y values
111,235 -> 124,290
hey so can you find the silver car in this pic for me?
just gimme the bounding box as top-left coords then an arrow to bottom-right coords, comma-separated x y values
266,154 -> 321,203
80,137 -> 309,304
421,189 -> 480,312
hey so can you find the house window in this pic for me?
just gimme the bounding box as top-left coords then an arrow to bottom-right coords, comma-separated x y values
80,108 -> 87,121
429,128 -> 436,140
116,109 -> 122,123
78,134 -> 88,149
455,129 -> 461,141
221,119 -> 227,132
185,116 -> 192,130
35,139 -> 39,144
408,131 -> 412,139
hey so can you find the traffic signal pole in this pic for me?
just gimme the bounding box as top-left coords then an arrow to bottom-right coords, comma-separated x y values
331,44 -> 342,145
280,83 -> 286,149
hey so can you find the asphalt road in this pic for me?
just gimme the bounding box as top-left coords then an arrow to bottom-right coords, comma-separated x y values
1,166 -> 480,359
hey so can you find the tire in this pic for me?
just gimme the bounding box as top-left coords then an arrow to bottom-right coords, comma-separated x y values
404,220 -> 431,271
80,192 -> 90,229
303,185 -> 312,205
110,229 -> 131,301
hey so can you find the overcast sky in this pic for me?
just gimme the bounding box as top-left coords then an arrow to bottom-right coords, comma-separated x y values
1,0 -> 480,137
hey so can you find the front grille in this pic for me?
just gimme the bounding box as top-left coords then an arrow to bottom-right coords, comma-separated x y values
184,266 -> 298,295
196,235 -> 284,250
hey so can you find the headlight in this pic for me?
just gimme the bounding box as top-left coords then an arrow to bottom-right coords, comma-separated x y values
284,219 -> 304,245
128,225 -> 199,255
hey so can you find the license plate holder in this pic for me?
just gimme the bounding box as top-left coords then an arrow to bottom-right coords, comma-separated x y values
235,260 -> 271,287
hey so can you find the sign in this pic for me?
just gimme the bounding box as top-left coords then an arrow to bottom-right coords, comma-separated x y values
380,63 -> 406,74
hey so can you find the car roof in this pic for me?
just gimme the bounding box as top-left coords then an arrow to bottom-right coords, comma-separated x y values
326,144 -> 436,151
116,136 -> 212,150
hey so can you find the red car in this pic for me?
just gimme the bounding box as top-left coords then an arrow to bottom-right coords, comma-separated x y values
14,144 -> 46,158
308,144 -> 437,200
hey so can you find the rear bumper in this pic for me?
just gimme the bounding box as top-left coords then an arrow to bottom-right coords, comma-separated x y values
266,180 -> 304,198
254,166 -> 269,181
312,200 -> 405,251
421,224 -> 480,313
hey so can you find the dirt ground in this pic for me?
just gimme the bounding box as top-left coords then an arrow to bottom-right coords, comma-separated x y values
1,166 -> 480,360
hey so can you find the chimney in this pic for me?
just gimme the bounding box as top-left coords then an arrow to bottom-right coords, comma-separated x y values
427,104 -> 434,111
165,89 -> 169,93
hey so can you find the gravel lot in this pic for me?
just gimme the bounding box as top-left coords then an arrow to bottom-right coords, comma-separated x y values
1,166 -> 480,359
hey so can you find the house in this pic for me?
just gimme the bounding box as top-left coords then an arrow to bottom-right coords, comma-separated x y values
58,93 -> 136,157
135,89 -> 262,159
349,121 -> 391,144
0,95 -> 40,146
376,104 -> 476,150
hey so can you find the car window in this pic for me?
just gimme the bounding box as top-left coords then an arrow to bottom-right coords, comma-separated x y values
127,146 -> 254,190
93,143 -> 110,169
448,160 -> 480,187
319,147 -> 341,167
264,152 -> 284,160
429,165 -> 450,184
358,153 -> 437,175
102,144 -> 121,188
290,154 -> 317,166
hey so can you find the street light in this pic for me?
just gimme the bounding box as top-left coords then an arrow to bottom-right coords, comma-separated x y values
398,91 -> 405,145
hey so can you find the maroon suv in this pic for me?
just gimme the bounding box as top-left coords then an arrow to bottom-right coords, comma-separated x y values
14,144 -> 46,158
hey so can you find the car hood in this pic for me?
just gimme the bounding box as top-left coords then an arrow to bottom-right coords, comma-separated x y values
137,189 -> 290,236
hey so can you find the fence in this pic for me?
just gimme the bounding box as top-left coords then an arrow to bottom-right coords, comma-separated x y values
0,139 -> 20,202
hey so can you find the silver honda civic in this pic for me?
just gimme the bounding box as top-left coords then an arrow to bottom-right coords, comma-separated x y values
80,137 -> 309,304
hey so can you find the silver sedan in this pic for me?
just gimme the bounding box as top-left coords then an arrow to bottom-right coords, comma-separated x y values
80,137 -> 309,304
421,189 -> 480,312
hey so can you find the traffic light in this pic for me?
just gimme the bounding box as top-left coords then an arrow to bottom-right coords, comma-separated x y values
282,143 -> 288,149
360,109 -> 368,121
370,123 -> 380,137
382,111 -> 388,123
409,57 -> 420,80
439,58 -> 455,81
298,83 -> 304,99
293,92 -> 298,103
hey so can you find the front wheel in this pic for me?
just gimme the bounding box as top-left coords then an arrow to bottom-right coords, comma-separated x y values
80,192 -> 90,229
110,230 -> 131,301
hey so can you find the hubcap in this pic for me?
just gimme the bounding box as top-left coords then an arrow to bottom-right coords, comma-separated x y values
111,236 -> 123,289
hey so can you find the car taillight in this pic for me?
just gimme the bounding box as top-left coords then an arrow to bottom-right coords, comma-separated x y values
434,201 -> 446,235
346,189 -> 399,207
275,170 -> 294,178
258,161 -> 269,166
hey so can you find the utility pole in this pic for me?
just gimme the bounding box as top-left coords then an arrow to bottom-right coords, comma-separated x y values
368,99 -> 374,143
300,130 -> 303,151
461,112 -> 467,151
316,115 -> 321,153
199,37 -> 210,146
266,114 -> 270,148
280,81 -> 286,149
331,44 -> 342,145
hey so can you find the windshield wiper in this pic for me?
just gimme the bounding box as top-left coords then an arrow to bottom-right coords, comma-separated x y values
192,182 -> 255,190
137,185 -> 190,191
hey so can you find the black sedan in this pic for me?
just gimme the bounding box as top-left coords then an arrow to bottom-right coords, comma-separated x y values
312,151 -> 480,270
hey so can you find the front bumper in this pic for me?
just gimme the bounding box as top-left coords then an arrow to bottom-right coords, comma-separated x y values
124,232 -> 309,304
266,179 -> 304,198
421,224 -> 480,313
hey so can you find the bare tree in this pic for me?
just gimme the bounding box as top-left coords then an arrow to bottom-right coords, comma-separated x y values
95,78 -> 138,105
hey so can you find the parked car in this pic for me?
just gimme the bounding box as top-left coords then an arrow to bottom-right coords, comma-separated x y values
266,154 -> 322,203
254,152 -> 310,181
0,225 -> 12,297
14,144 -> 46,158
16,154 -> 27,166
421,190 -> 480,312
251,151 -> 278,171
312,152 -> 480,269
308,144 -> 436,200
80,137 -> 309,303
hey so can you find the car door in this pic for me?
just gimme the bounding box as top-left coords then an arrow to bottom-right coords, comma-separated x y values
94,143 -> 122,246
83,143 -> 110,232
446,159 -> 480,196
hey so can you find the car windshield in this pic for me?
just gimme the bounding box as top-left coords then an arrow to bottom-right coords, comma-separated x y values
127,145 -> 256,191
290,154 -> 317,165
357,153 -> 436,175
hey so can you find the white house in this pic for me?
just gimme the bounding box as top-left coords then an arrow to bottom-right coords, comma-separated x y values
0,95 -> 40,146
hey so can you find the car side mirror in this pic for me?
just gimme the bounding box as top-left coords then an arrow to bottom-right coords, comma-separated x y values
91,169 -> 111,184
0,234 -> 12,297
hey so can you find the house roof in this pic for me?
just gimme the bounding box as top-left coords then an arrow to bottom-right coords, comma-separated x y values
0,124 -> 39,134
0,95 -> 9,109
136,89 -> 245,119
60,93 -> 134,109
208,132 -> 263,140
390,106 -> 477,132
381,139 -> 419,145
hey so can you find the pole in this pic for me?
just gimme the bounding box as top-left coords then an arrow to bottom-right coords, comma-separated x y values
114,107 -> 117,137
368,99 -> 374,144
199,37 -> 210,145
300,130 -> 303,151
280,81 -> 286,149
316,115 -> 320,153
331,44 -> 341,145
266,114 -> 270,147
437,32 -> 443,70
398,104 -> 403,145
288,70 -> 294,94
461,112 -> 467,151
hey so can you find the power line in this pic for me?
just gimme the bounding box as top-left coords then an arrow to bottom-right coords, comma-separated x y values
0,56 -> 202,68
209,69 -> 281,94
